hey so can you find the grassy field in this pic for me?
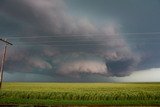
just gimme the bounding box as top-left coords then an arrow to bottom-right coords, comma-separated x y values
0,82 -> 160,106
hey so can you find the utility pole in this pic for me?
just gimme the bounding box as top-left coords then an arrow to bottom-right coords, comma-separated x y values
0,38 -> 12,89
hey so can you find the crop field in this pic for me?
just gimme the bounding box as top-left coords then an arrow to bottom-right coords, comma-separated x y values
0,82 -> 160,106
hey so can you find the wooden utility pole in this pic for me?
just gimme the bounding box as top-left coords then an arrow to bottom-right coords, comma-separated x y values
0,38 -> 12,89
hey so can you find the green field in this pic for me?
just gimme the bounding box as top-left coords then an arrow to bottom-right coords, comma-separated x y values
0,82 -> 160,106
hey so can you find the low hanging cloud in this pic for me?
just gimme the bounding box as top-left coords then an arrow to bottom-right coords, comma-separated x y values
53,53 -> 108,75
0,0 -> 141,80
58,60 -> 107,75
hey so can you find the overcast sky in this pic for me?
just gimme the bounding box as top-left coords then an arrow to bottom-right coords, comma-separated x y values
0,0 -> 160,82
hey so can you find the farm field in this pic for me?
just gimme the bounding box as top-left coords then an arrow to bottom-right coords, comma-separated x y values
0,82 -> 160,106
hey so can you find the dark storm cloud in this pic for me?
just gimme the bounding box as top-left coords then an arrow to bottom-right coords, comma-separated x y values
0,0 -> 141,81
67,0 -> 160,70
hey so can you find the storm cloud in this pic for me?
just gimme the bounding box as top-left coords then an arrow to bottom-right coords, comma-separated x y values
0,0 -> 144,81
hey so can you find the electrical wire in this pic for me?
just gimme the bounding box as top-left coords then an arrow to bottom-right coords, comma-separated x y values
1,32 -> 160,39
1,32 -> 160,46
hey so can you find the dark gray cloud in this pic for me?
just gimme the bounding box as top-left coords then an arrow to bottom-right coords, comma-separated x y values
67,0 -> 160,70
0,0 -> 150,82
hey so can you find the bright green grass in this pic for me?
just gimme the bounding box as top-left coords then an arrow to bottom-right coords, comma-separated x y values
0,82 -> 160,106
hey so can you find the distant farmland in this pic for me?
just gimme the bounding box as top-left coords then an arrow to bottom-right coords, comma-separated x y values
0,82 -> 160,106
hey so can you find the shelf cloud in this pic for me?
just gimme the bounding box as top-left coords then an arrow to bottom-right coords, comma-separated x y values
1,0 -> 154,81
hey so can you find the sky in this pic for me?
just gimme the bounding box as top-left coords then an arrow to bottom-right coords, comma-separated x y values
0,0 -> 160,82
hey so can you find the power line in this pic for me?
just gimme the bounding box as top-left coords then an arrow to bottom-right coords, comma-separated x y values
1,32 -> 160,47
3,32 -> 160,35
11,43 -> 160,47
13,44 -> 108,46
13,40 -> 160,44
5,36 -> 160,41
2,32 -> 160,39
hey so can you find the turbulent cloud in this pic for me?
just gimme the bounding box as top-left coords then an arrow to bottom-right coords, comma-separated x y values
53,53 -> 108,75
0,0 -> 141,81
28,58 -> 52,70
